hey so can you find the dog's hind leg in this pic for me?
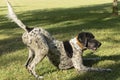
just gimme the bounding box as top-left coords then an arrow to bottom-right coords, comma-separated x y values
25,47 -> 35,69
27,35 -> 49,79
28,48 -> 48,79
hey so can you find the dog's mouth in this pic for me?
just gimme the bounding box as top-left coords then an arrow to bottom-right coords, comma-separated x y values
88,43 -> 101,52
92,47 -> 97,51
89,47 -> 98,52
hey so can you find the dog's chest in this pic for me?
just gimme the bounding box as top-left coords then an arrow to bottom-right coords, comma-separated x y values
47,40 -> 73,69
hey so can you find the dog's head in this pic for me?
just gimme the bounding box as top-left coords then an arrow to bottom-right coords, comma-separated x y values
77,32 -> 101,51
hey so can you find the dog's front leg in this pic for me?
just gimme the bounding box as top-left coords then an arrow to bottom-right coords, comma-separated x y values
83,57 -> 101,61
72,52 -> 111,72
79,66 -> 112,72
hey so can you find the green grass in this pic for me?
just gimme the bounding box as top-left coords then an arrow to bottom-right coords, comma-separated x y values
0,0 -> 120,80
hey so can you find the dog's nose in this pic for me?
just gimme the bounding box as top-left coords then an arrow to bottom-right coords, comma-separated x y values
98,42 -> 101,47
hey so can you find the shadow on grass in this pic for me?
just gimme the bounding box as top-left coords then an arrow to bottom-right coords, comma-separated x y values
14,3 -> 120,34
1,2 -> 120,31
0,37 -> 25,55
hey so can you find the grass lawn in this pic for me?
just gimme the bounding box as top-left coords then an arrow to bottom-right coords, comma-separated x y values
0,0 -> 120,80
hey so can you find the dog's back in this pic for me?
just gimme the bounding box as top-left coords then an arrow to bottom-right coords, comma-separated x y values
22,28 -> 53,47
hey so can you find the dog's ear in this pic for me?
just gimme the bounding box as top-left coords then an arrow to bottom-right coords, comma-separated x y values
77,32 -> 95,46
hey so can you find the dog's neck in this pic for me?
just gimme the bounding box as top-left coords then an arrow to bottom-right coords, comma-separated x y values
70,37 -> 84,50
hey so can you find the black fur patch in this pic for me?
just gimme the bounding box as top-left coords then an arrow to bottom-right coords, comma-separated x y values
63,41 -> 73,58
26,27 -> 34,32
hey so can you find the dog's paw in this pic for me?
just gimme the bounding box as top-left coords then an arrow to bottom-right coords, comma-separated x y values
37,76 -> 44,80
24,63 -> 28,69
106,68 -> 112,72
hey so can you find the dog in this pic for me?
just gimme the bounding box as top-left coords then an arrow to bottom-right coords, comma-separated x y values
6,0 -> 111,79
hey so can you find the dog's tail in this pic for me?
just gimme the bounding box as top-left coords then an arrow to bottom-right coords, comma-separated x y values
6,0 -> 33,32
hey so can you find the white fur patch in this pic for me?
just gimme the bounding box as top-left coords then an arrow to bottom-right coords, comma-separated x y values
70,38 -> 82,50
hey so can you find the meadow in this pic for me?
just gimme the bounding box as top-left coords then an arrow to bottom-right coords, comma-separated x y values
0,0 -> 120,80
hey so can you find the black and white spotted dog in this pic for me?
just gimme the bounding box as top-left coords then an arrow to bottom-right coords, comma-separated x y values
6,0 -> 111,79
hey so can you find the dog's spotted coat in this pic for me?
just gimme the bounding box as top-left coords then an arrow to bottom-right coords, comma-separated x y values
22,28 -> 74,70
